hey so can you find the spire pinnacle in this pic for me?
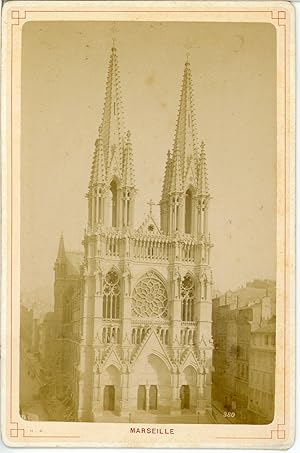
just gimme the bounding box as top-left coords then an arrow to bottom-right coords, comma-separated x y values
122,130 -> 135,187
172,58 -> 198,178
165,57 -> 199,194
199,140 -> 210,195
57,233 -> 66,260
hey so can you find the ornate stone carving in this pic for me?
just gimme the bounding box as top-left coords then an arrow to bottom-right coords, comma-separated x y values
173,266 -> 181,298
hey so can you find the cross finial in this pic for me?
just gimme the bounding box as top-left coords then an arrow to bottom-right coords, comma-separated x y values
147,199 -> 155,215
112,37 -> 116,49
186,52 -> 190,63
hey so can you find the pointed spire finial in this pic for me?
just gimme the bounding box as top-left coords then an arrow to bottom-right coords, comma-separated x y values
112,37 -> 117,51
186,52 -> 190,64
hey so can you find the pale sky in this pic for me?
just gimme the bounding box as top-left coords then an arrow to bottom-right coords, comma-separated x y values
21,21 -> 276,297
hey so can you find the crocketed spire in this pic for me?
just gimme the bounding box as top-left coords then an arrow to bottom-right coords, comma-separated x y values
161,57 -> 206,198
173,59 -> 198,177
101,45 -> 124,168
89,45 -> 134,190
56,233 -> 66,262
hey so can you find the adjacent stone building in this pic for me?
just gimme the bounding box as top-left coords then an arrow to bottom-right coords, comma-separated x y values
212,283 -> 276,423
52,45 -> 214,421
248,313 -> 276,423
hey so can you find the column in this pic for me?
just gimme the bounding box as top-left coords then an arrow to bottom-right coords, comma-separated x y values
119,372 -> 130,416
88,196 -> 92,227
129,196 -> 135,228
169,202 -> 173,234
123,196 -> 128,227
103,191 -> 109,227
145,385 -> 150,412
170,373 -> 181,415
116,189 -> 122,228
196,372 -> 206,415
94,271 -> 103,334
191,197 -> 196,235
95,191 -> 99,226
204,200 -> 209,235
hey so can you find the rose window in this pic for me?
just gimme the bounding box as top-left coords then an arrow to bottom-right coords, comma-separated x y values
132,271 -> 168,318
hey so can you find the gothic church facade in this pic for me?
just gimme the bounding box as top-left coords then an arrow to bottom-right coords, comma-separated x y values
53,45 -> 214,421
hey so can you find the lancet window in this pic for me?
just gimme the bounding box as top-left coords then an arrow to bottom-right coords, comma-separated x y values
103,271 -> 120,319
181,274 -> 195,321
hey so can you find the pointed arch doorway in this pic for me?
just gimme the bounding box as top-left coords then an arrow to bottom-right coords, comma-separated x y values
103,385 -> 115,411
180,385 -> 190,409
137,385 -> 146,410
149,385 -> 158,410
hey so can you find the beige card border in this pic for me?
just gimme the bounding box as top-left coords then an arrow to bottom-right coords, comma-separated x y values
1,1 -> 295,448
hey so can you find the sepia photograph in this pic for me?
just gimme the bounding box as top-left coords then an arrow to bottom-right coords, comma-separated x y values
2,1 -> 294,448
20,19 -> 277,425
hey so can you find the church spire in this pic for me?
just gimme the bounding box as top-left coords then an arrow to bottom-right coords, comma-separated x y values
173,58 -> 198,175
101,45 -> 124,168
57,233 -> 66,260
89,45 -> 125,190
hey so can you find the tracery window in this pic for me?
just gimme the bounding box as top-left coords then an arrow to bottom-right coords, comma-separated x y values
181,274 -> 195,321
103,271 -> 120,319
132,271 -> 168,318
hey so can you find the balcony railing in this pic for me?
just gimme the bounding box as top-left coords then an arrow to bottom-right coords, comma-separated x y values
101,234 -> 198,263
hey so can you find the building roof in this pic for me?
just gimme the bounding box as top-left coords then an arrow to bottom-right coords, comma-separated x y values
218,286 -> 270,308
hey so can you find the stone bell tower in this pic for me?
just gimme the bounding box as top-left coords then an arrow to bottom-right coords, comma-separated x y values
160,56 -> 214,414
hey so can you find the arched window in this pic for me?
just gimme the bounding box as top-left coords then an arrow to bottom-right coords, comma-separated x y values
185,189 -> 192,234
109,180 -> 117,227
103,271 -> 120,319
181,274 -> 195,321
132,271 -> 168,318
